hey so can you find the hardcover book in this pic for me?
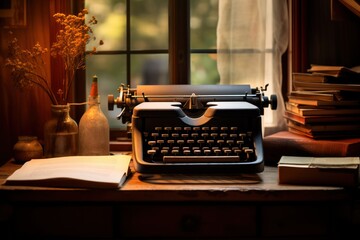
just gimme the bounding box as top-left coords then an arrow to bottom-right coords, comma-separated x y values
288,97 -> 360,107
278,156 -> 360,187
292,72 -> 334,83
286,119 -> 360,134
284,110 -> 360,125
285,102 -> 360,116
263,131 -> 360,165
289,90 -> 342,101
293,81 -> 360,92
307,64 -> 360,79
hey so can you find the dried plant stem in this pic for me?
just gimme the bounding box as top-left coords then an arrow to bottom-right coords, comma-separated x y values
5,9 -> 102,105
25,71 -> 58,105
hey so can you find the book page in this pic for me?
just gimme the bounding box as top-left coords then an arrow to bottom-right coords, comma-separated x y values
5,155 -> 131,188
312,157 -> 360,167
279,156 -> 360,169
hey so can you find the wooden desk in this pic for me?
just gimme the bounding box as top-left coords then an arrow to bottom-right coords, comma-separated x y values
0,159 -> 359,239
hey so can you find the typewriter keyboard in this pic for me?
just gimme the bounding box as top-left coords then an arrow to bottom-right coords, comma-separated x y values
143,126 -> 256,163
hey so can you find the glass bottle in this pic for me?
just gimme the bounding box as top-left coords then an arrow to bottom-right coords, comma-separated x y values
79,75 -> 110,155
13,136 -> 43,163
44,104 -> 78,157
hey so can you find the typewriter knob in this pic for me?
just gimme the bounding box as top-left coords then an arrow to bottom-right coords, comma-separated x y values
270,94 -> 277,110
262,94 -> 277,110
108,94 -> 115,110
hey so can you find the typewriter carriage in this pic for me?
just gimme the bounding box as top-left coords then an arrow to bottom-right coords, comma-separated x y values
108,84 -> 277,124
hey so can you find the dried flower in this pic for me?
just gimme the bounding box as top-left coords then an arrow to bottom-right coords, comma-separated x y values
5,9 -> 102,105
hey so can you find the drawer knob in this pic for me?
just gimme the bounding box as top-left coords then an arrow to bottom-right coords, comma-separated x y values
180,215 -> 200,232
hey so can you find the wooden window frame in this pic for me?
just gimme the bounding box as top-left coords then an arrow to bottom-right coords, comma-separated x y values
71,0 -> 292,140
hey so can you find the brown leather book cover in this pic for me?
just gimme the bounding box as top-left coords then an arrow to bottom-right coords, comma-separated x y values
263,131 -> 360,166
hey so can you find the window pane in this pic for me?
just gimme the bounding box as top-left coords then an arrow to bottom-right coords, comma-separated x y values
190,54 -> 219,85
131,0 -> 168,50
131,54 -> 169,87
86,55 -> 127,130
190,0 -> 218,50
85,0 -> 126,51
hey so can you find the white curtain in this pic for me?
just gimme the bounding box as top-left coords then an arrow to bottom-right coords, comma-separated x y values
217,0 -> 288,135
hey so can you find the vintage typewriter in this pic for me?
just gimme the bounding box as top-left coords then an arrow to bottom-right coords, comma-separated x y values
108,84 -> 277,173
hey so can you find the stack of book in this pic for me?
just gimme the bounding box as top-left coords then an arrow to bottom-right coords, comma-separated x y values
286,65 -> 360,139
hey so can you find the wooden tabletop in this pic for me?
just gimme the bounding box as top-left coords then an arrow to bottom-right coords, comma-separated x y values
0,158 -> 358,203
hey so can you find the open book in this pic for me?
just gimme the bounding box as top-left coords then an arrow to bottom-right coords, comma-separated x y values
4,155 -> 132,189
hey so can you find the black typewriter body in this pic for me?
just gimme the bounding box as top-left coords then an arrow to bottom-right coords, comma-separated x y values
132,101 -> 264,173
108,84 -> 277,174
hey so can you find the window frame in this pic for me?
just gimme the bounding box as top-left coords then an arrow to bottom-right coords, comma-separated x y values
169,0 -> 190,84
74,0 -> 291,140
75,0 -> 218,139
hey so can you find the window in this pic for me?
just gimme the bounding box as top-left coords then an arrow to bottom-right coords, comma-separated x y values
84,0 -> 287,135
85,0 -> 220,131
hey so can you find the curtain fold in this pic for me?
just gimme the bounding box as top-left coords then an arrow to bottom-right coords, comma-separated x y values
217,0 -> 289,135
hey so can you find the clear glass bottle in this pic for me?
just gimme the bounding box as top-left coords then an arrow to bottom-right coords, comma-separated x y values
13,136 -> 43,163
44,104 -> 79,157
79,76 -> 110,155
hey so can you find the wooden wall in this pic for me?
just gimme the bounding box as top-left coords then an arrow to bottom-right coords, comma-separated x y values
292,0 -> 360,73
0,0 -> 51,165
0,0 -> 74,166
306,0 -> 360,68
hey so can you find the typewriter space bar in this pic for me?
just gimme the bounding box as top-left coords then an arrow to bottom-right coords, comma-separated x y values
163,156 -> 240,163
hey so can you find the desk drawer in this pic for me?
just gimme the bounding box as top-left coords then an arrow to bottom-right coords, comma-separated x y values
116,203 -> 257,238
7,204 -> 113,239
260,204 -> 329,237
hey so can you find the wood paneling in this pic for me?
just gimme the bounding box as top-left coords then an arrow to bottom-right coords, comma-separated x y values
292,0 -> 360,73
0,0 -> 51,165
0,0 -> 75,166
